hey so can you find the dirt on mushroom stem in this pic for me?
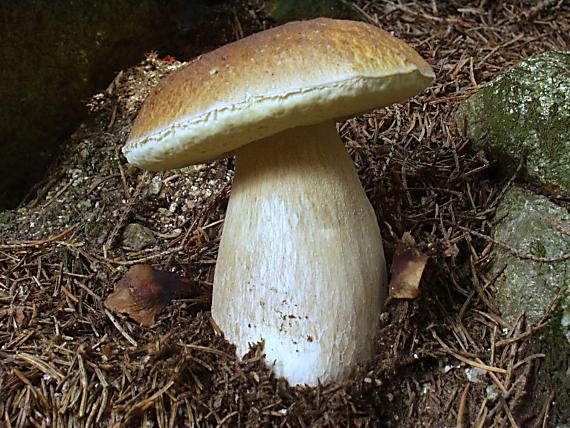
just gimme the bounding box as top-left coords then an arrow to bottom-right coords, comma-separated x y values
1,1 -> 569,427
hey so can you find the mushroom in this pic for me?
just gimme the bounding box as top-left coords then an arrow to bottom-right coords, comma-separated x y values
123,18 -> 434,386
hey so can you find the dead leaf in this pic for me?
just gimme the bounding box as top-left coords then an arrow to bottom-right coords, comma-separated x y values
161,54 -> 177,63
105,264 -> 198,326
101,343 -> 115,360
13,306 -> 26,326
389,232 -> 429,299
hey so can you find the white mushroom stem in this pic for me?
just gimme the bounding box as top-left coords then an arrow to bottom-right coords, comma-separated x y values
211,120 -> 387,386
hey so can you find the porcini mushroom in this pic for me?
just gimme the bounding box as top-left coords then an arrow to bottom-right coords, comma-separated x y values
123,18 -> 434,386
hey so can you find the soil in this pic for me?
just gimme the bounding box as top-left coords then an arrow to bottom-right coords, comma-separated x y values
1,1 -> 569,427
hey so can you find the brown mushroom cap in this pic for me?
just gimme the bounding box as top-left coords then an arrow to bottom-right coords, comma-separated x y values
123,18 -> 434,171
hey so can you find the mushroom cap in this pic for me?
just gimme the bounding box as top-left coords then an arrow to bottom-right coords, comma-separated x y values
123,18 -> 435,171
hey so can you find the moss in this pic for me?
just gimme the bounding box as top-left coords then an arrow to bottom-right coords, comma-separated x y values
537,302 -> 570,423
491,186 -> 570,423
456,51 -> 570,196
530,240 -> 548,258
0,0 -> 175,208
492,187 -> 570,327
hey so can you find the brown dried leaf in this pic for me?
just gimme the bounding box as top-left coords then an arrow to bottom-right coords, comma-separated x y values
13,306 -> 26,326
389,232 -> 429,299
105,264 -> 197,326
101,343 -> 115,360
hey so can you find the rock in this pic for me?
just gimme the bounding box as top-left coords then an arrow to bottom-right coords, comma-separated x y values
456,51 -> 570,196
492,186 -> 569,329
267,0 -> 360,23
121,223 -> 156,251
0,0 -> 234,210
491,185 -> 570,423
149,175 -> 163,197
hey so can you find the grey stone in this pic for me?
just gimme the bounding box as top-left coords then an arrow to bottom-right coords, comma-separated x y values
121,223 -> 156,251
149,176 -> 163,197
492,186 -> 569,330
456,51 -> 570,196
491,186 -> 570,423
0,0 -> 234,209
0,1 -> 171,209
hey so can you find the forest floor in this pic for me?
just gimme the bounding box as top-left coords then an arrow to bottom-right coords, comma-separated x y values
1,1 -> 569,426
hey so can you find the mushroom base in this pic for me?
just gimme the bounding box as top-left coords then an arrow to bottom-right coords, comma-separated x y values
212,121 -> 387,386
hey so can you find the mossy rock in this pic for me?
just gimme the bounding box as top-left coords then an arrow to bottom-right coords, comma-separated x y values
456,51 -> 570,196
491,186 -> 570,423
0,0 -> 231,210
